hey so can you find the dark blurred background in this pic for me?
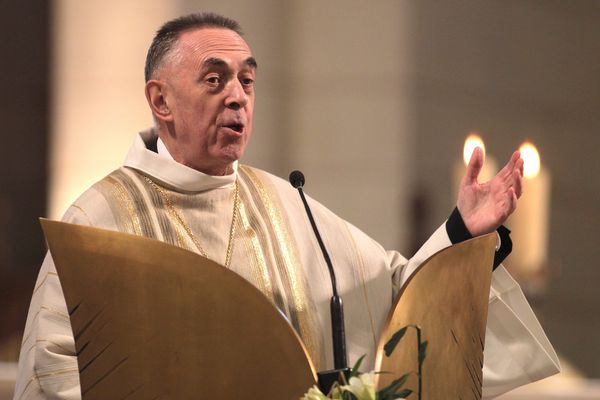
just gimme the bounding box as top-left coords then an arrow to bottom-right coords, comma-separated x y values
0,0 -> 49,362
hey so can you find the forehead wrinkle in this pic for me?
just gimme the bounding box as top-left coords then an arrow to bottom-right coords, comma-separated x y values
181,29 -> 252,60
190,45 -> 253,75
158,28 -> 254,80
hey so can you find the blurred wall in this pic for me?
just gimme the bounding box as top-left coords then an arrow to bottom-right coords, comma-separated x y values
48,1 -> 178,219
409,0 -> 600,376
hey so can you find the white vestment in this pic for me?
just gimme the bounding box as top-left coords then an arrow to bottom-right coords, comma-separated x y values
13,130 -> 560,399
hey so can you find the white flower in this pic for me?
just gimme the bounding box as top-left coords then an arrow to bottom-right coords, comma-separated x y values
301,385 -> 329,400
340,372 -> 376,400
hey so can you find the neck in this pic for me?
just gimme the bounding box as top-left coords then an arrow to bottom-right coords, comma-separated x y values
180,159 -> 236,177
210,164 -> 235,176
156,133 -> 236,177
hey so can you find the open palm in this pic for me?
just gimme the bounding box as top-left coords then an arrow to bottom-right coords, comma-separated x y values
457,148 -> 524,237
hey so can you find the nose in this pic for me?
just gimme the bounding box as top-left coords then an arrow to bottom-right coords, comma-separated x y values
224,79 -> 248,111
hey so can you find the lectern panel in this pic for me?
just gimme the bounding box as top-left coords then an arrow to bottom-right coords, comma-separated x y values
375,234 -> 496,400
41,219 -> 316,399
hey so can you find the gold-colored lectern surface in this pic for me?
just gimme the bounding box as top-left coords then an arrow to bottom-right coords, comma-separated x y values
375,234 -> 496,399
41,219 -> 316,399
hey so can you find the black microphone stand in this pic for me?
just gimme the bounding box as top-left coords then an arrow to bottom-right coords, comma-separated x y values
289,170 -> 350,393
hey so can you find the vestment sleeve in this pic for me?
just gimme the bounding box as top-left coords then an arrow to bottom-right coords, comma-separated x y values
12,253 -> 81,400
12,204 -> 95,400
482,266 -> 560,398
390,223 -> 560,399
391,223 -> 451,296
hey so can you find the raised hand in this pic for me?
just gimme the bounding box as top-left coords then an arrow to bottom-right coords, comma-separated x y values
457,148 -> 524,237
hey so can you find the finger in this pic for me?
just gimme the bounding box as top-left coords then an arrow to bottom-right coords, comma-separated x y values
464,146 -> 484,184
509,150 -> 521,170
512,169 -> 523,198
517,157 -> 524,177
510,188 -> 518,215
500,187 -> 517,221
500,151 -> 521,178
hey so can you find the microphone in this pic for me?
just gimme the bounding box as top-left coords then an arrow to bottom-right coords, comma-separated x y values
289,170 -> 305,189
289,170 -> 349,392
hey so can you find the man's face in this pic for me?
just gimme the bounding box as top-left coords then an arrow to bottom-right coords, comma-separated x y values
153,28 -> 256,175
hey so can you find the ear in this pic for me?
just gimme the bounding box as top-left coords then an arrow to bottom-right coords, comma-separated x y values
145,80 -> 173,122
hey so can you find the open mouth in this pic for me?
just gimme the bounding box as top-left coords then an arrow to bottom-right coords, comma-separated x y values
224,123 -> 244,133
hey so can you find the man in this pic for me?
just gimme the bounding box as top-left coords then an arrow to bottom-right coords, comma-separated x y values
14,13 -> 559,399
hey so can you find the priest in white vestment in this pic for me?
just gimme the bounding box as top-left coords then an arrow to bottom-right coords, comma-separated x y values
13,13 -> 560,400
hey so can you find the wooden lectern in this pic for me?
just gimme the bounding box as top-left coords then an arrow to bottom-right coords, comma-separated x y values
41,220 -> 496,399
375,233 -> 496,399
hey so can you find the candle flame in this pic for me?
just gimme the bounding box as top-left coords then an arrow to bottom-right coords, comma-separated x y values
519,142 -> 541,178
463,134 -> 485,166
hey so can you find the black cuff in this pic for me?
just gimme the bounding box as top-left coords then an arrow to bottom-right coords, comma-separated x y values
445,207 -> 512,270
494,225 -> 512,269
446,207 -> 472,244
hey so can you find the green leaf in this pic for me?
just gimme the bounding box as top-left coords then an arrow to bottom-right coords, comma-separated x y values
349,354 -> 366,379
418,341 -> 428,365
377,373 -> 410,398
384,327 -> 408,357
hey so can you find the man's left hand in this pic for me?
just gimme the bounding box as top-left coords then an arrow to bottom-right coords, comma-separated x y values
457,148 -> 524,237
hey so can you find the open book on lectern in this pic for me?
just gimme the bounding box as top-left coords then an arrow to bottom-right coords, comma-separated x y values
41,219 -> 496,400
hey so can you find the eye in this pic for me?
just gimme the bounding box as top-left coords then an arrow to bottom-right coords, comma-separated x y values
241,77 -> 254,88
206,75 -> 221,86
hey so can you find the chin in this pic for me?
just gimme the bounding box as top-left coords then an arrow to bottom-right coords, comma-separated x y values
219,145 -> 246,163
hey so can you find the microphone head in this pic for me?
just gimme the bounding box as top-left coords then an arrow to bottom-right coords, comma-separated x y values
289,170 -> 305,189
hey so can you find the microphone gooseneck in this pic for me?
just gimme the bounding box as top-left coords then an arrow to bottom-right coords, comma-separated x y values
288,170 -> 348,382
288,170 -> 338,298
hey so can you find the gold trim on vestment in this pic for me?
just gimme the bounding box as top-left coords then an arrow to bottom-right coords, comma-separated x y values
239,166 -> 325,370
96,168 -> 198,251
141,175 -> 205,253
237,181 -> 288,312
342,222 -> 378,349
97,174 -> 143,236
137,173 -> 181,247
237,200 -> 275,302
113,170 -> 158,238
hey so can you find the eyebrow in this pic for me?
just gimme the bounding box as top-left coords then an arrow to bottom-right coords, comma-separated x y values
203,57 -> 258,69
245,57 -> 258,69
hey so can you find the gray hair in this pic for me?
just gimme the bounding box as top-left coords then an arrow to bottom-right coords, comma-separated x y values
144,12 -> 243,82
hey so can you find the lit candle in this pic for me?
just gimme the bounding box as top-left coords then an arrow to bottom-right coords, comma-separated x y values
506,142 -> 550,276
453,133 -> 498,202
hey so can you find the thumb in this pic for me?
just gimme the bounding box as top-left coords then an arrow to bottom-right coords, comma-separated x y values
464,147 -> 484,185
